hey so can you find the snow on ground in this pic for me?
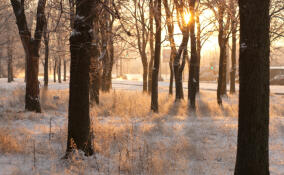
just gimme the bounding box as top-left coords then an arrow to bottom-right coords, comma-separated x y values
0,78 -> 284,174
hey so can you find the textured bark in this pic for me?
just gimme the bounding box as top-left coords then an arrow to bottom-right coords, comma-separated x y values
151,0 -> 161,112
66,0 -> 95,156
11,0 -> 46,113
188,0 -> 198,109
234,0 -> 270,174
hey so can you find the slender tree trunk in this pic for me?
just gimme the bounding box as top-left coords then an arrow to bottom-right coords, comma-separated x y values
151,0 -> 161,112
66,0 -> 95,156
43,32 -> 49,87
53,59 -> 57,82
234,0 -> 270,174
163,0 -> 177,96
148,0 -> 154,94
7,36 -> 14,83
196,10 -> 201,93
63,58 -> 67,81
230,0 -> 237,94
188,0 -> 198,109
58,57 -> 62,83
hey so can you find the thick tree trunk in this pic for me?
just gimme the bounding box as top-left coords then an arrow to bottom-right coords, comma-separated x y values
188,1 -> 198,109
151,0 -> 161,112
66,0 -> 94,156
174,34 -> 189,101
234,0 -> 270,174
25,51 -> 41,112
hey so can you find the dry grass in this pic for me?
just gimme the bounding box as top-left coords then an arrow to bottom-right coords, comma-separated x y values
0,128 -> 27,154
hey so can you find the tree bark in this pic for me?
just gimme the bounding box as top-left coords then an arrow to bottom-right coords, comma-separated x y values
11,0 -> 46,113
151,0 -> 161,112
7,35 -> 14,83
188,0 -> 198,109
63,58 -> 67,81
148,0 -> 154,94
43,23 -> 49,87
53,59 -> 57,82
234,0 -> 270,174
66,0 -> 95,156
216,3 -> 228,105
196,10 -> 201,93
58,56 -> 62,83
230,0 -> 237,94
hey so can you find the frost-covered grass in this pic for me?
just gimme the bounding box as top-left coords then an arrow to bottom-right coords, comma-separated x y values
0,78 -> 284,175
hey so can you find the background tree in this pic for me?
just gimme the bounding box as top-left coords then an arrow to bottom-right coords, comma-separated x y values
234,0 -> 270,174
188,0 -> 198,109
11,0 -> 47,112
151,0 -> 161,112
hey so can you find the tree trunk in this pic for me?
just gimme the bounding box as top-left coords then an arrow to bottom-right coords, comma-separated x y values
230,0 -> 237,94
53,59 -> 57,82
217,43 -> 226,105
196,10 -> 201,93
58,57 -> 62,83
7,36 -> 14,83
234,0 -> 270,174
63,59 -> 67,81
43,32 -> 49,87
66,0 -> 95,156
188,0 -> 198,109
216,4 -> 227,105
11,0 -> 46,112
151,0 -> 161,112
25,50 -> 41,112
174,33 -> 189,101
148,0 -> 154,94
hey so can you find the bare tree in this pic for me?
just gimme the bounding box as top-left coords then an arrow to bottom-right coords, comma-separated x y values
151,0 -> 161,112
11,0 -> 47,112
66,0 -> 96,156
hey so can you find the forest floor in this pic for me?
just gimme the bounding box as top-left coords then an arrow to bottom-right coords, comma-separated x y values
0,78 -> 284,175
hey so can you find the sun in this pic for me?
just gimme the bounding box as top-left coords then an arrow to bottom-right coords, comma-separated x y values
184,11 -> 191,24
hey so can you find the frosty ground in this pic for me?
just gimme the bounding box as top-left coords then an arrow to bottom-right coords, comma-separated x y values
0,78 -> 284,175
